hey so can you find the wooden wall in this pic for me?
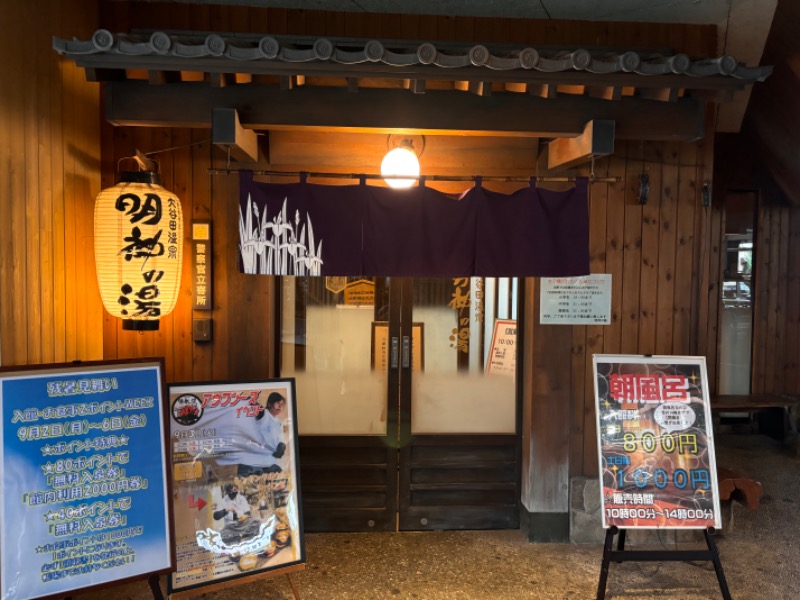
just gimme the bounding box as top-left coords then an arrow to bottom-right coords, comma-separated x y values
98,4 -> 731,479
524,133 -> 716,487
744,0 -> 800,207
752,201 -> 799,395
727,0 -> 800,397
715,132 -> 800,399
104,128 -> 718,482
100,126 -> 276,383
1,0 -> 793,534
0,0 -> 102,367
104,1 -> 716,51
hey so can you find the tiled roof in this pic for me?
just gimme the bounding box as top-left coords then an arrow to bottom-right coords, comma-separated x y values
54,29 -> 770,84
52,29 -> 773,142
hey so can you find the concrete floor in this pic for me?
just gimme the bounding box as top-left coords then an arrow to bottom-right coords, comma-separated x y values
78,433 -> 799,599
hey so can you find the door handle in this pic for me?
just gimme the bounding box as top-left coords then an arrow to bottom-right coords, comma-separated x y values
402,336 -> 411,369
390,336 -> 399,369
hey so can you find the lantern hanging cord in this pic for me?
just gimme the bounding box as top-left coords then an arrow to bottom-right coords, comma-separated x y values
117,139 -> 213,174
142,138 -> 212,157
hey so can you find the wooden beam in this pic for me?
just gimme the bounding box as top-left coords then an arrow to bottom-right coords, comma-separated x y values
468,81 -> 491,96
106,81 -> 705,141
524,279 -> 572,519
528,83 -> 556,99
211,108 -> 259,162
279,75 -> 306,90
72,53 -> 756,93
84,67 -> 126,82
209,72 -> 224,88
638,87 -> 679,102
147,70 -> 178,85
586,86 -> 621,101
547,120 -> 615,170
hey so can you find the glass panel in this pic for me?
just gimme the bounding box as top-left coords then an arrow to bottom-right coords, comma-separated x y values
718,191 -> 755,394
719,234 -> 753,394
411,277 -> 517,434
281,277 -> 390,435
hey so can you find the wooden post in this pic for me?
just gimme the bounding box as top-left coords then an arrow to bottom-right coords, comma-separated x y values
520,278 -> 573,542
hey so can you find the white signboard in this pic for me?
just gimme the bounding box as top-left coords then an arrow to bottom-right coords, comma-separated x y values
540,274 -> 612,325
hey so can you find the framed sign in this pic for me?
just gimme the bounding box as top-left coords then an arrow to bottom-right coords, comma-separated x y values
0,359 -> 173,600
371,322 -> 424,373
486,319 -> 516,376
167,379 -> 304,596
593,355 -> 721,529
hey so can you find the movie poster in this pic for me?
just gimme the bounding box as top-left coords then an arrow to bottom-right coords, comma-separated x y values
593,355 -> 721,529
0,360 -> 173,600
167,380 -> 304,594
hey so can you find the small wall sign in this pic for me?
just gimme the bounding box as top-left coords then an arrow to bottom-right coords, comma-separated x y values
540,274 -> 611,325
192,222 -> 212,311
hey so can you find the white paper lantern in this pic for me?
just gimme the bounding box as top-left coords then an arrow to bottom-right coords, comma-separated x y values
94,172 -> 183,331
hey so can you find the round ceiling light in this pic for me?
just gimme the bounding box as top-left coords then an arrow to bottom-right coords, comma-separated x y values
381,145 -> 420,189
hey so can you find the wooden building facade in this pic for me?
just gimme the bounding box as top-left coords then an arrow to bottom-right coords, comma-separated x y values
2,0 -> 797,540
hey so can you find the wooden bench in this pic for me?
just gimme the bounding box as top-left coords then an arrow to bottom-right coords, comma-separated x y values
716,466 -> 762,533
717,466 -> 762,510
711,394 -> 800,444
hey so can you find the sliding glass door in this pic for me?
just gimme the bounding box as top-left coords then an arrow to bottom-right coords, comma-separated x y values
280,276 -> 520,531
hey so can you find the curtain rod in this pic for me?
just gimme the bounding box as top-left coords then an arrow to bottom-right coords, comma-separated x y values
206,168 -> 621,184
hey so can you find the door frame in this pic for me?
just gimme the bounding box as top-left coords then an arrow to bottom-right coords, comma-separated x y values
281,276 -> 523,532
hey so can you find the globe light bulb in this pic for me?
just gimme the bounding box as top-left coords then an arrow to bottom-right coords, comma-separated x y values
381,146 -> 420,189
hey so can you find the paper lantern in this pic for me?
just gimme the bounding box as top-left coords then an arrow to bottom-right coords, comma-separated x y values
94,171 -> 183,331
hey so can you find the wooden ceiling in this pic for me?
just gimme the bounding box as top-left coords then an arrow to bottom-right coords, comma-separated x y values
741,0 -> 800,206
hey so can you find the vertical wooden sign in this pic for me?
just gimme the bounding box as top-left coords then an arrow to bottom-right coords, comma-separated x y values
193,222 -> 212,311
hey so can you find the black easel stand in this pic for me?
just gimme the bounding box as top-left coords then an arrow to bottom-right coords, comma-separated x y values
148,574 -> 165,600
63,575 -> 163,600
596,526 -> 731,600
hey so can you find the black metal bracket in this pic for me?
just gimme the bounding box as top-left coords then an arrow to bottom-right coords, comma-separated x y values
596,526 -> 731,600
638,172 -> 650,205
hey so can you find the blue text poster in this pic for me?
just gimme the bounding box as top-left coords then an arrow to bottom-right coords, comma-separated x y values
0,361 -> 172,600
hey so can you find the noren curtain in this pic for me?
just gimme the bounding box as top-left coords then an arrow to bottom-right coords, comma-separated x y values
238,171 -> 589,277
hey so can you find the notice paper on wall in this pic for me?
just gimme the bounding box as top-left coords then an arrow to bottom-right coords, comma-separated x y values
540,274 -> 611,325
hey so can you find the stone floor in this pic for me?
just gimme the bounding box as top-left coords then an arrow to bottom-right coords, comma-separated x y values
79,433 -> 799,599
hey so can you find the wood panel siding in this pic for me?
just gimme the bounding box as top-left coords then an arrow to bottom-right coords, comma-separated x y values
113,2 -> 716,56
99,126 -> 276,384
299,437 -> 398,532
714,132 -> 800,401
534,137 -> 715,480
752,203 -> 799,395
0,0 -> 102,367
2,0 -> 797,541
400,437 -> 520,530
